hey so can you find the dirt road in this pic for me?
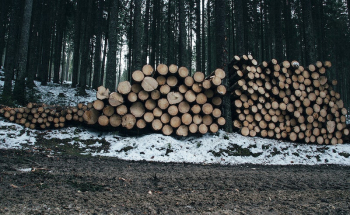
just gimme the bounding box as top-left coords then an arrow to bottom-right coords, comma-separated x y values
1,149 -> 350,214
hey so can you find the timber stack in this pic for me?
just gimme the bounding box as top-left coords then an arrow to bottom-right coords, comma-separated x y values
0,64 -> 227,137
229,55 -> 349,144
84,64 -> 227,136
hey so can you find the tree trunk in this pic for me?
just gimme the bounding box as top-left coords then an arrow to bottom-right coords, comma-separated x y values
132,0 -> 142,72
215,0 -> 232,133
235,0 -> 245,55
301,0 -> 316,63
53,0 -> 65,84
13,0 -> 33,104
142,0 -> 150,65
179,0 -> 187,68
105,0 -> 119,91
2,0 -> 21,99
71,0 -> 82,87
92,0 -> 104,89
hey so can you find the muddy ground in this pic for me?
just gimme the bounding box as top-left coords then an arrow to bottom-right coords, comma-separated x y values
0,149 -> 350,214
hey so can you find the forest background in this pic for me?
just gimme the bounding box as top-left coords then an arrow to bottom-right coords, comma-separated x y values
0,0 -> 349,111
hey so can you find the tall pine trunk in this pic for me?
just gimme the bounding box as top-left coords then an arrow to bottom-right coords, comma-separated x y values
132,0 -> 142,72
92,0 -> 103,89
235,0 -> 244,55
215,0 -> 232,133
13,0 -> 34,104
2,0 -> 21,99
105,0 -> 119,91
71,1 -> 82,87
179,0 -> 187,67
301,0 -> 316,63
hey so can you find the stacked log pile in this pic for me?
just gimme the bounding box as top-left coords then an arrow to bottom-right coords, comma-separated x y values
84,64 -> 227,136
229,55 -> 349,144
0,102 -> 91,129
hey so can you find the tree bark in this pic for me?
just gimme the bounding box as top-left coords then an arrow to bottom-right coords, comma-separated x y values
13,0 -> 33,104
132,0 -> 142,72
105,0 -> 119,91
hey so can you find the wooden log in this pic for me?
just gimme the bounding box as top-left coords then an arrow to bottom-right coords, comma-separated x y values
169,64 -> 178,74
162,124 -> 173,136
156,75 -> 167,86
158,98 -> 170,110
102,105 -> 115,116
189,123 -> 198,133
209,123 -> 219,133
142,64 -> 154,76
136,119 -> 147,129
170,116 -> 181,128
144,112 -> 154,123
167,92 -> 184,105
193,71 -> 205,83
199,124 -> 208,134
127,92 -> 138,102
167,76 -> 178,87
98,115 -> 109,126
96,86 -> 110,100
153,107 -> 163,117
181,113 -> 192,125
145,99 -> 157,111
178,101 -> 190,113
118,81 -> 132,95
157,64 -> 168,75
168,105 -> 179,116
130,102 -> 145,118
176,125 -> 189,136
159,84 -> 171,95
151,90 -> 161,100
185,90 -> 196,103
178,67 -> 189,78
138,90 -> 149,101
141,77 -> 159,92
116,104 -> 128,116
83,108 -> 99,125
152,119 -> 163,131
160,113 -> 171,124
109,92 -> 124,107
132,70 -> 145,82
196,93 -> 207,105
122,114 -> 136,129
93,99 -> 105,111
184,76 -> 194,87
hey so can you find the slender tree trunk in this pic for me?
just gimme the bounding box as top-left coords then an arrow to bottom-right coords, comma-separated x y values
275,0 -> 283,60
127,0 -> 134,80
26,0 -> 41,89
195,0 -> 201,72
0,0 -> 11,66
13,0 -> 33,104
142,0 -> 150,65
53,0 -> 65,83
301,0 -> 316,63
71,0 -> 82,87
207,0 -> 211,76
215,0 -> 232,133
235,0 -> 244,55
92,0 -> 103,89
100,35 -> 108,86
283,0 -> 292,60
179,0 -> 187,67
132,0 -> 142,72
167,0 -> 173,64
201,0 -> 206,73
3,0 -> 21,99
39,1 -> 52,86
105,0 -> 119,91
78,0 -> 93,95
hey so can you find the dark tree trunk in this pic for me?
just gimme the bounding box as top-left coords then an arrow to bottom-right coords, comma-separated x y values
71,0 -> 82,87
0,0 -> 11,66
150,0 -> 158,68
167,0 -> 174,64
283,0 -> 292,60
105,0 -> 119,91
100,35 -> 108,86
53,0 -> 66,83
195,0 -> 201,71
13,0 -> 33,104
142,0 -> 150,65
26,0 -> 42,89
215,0 -> 232,133
78,0 -> 93,95
301,0 -> 316,63
201,0 -> 206,73
275,0 -> 283,61
127,0 -> 134,80
132,0 -> 142,72
3,0 -> 21,99
92,0 -> 103,89
234,0 -> 244,55
207,0 -> 211,76
179,0 -> 187,67
39,0 -> 52,86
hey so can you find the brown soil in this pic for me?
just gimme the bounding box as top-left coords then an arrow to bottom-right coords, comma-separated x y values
0,149 -> 349,214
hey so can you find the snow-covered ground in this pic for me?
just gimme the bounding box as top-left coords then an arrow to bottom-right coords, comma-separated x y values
0,74 -> 349,165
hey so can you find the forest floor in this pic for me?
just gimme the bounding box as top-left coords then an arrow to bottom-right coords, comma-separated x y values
1,149 -> 350,214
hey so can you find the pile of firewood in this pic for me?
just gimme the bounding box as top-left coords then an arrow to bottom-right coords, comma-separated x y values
82,64 -> 227,136
229,55 -> 349,144
0,102 -> 92,129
